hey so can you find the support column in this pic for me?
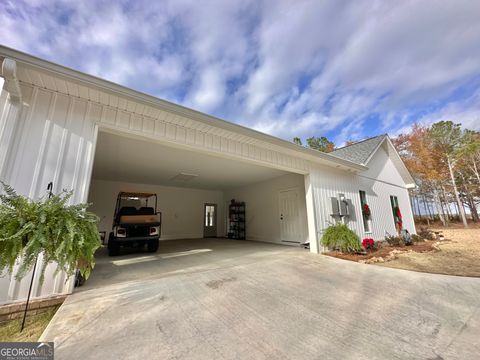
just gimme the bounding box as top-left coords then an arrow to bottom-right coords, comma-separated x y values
304,173 -> 320,254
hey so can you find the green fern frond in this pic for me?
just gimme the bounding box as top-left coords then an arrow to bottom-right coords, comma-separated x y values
321,223 -> 362,253
0,183 -> 100,283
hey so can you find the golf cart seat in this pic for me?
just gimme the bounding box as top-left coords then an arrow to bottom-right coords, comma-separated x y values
138,207 -> 155,215
116,206 -> 137,222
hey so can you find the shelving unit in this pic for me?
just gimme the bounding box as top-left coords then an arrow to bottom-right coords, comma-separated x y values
228,201 -> 246,240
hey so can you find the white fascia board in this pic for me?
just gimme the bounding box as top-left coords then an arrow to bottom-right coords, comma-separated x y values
0,45 -> 366,172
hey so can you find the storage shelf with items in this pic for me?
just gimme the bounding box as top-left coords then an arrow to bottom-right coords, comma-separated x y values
227,200 -> 245,240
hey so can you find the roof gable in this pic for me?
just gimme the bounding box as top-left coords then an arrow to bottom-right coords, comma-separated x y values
331,135 -> 415,188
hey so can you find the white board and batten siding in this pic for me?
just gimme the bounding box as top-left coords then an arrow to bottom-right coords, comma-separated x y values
224,173 -> 309,245
308,143 -> 415,250
0,85 -> 98,304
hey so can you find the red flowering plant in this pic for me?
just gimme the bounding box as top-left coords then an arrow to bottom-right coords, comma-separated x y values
362,238 -> 376,251
362,203 -> 371,218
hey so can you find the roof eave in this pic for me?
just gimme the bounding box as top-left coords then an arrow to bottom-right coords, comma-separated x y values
0,45 -> 366,172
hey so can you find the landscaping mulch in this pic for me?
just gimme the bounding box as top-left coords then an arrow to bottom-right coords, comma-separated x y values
325,227 -> 480,277
324,240 -> 439,262
377,228 -> 480,277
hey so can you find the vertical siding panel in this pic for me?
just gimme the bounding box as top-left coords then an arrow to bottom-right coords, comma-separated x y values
205,133 -> 213,148
195,131 -> 204,146
14,89 -> 50,195
53,98 -> 87,195
155,120 -> 166,137
58,99 -> 88,196
103,107 -> 116,125
131,114 -> 143,131
166,123 -> 176,139
29,92 -> 57,198
186,128 -> 195,144
176,126 -> 187,143
116,110 -> 130,129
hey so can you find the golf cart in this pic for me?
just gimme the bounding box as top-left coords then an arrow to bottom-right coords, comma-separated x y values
108,192 -> 162,256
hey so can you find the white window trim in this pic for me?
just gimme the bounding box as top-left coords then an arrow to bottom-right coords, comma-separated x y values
359,190 -> 371,233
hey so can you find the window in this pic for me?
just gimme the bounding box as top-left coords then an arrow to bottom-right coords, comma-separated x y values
359,190 -> 371,233
390,195 -> 402,231
205,205 -> 215,226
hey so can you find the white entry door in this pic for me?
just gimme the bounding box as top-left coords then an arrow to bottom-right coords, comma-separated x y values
279,189 -> 301,243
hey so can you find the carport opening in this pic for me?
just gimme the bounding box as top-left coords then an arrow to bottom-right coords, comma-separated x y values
87,129 -> 309,255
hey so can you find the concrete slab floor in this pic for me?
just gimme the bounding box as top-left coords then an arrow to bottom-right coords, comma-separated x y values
80,238 -> 300,290
41,239 -> 480,359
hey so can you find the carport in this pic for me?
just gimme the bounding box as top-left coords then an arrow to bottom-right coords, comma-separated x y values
87,129 -> 310,258
1,47 -> 368,303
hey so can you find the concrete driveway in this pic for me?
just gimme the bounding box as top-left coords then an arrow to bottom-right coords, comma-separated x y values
41,239 -> 480,359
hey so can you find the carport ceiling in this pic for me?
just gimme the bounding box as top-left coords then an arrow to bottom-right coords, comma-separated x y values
91,131 -> 290,190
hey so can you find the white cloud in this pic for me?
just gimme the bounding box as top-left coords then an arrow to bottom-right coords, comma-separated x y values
1,0 -> 480,144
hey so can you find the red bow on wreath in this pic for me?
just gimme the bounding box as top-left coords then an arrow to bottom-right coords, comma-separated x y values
362,203 -> 371,217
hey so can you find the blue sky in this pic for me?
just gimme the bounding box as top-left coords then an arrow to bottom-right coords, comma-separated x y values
1,0 -> 479,145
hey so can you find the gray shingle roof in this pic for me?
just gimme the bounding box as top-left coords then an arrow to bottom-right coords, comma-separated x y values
329,135 -> 387,165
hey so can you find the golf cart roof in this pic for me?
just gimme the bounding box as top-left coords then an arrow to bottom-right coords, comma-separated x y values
118,192 -> 156,198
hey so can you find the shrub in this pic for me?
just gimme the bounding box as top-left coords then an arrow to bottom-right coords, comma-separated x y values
411,234 -> 424,243
385,235 -> 404,247
0,183 -> 100,282
417,226 -> 435,240
362,238 -> 376,250
321,224 -> 362,253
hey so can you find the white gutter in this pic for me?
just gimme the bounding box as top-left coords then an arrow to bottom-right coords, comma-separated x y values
0,45 -> 366,171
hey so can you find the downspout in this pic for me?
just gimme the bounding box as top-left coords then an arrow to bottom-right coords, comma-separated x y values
1,58 -> 28,303
1,58 -> 22,103
0,58 -> 23,182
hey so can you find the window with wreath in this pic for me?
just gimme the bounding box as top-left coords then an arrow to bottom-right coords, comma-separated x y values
359,190 -> 371,233
390,195 -> 403,233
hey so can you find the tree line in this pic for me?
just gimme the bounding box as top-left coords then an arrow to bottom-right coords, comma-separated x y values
393,121 -> 479,228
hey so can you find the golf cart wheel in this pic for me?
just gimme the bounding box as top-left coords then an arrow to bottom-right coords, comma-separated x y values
108,232 -> 120,256
147,239 -> 159,253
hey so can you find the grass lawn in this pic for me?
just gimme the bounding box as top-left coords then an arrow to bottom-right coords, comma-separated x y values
0,306 -> 60,342
377,227 -> 480,277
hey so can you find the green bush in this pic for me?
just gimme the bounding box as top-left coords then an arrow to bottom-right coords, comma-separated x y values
321,223 -> 362,253
0,183 -> 100,282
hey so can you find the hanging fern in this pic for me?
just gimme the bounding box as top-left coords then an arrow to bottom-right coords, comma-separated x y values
0,182 -> 100,283
321,223 -> 362,253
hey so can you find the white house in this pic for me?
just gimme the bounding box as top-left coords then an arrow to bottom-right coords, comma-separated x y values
0,46 -> 416,305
